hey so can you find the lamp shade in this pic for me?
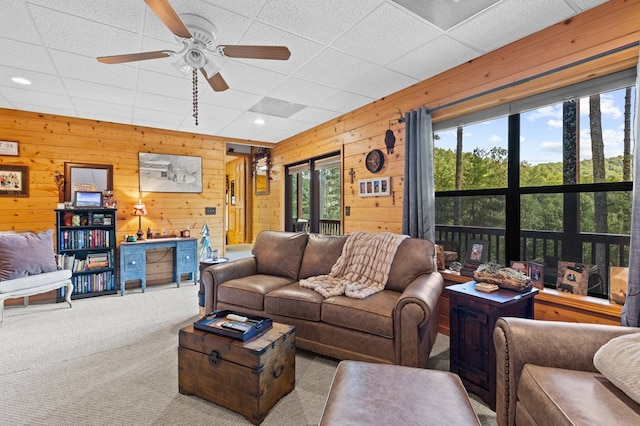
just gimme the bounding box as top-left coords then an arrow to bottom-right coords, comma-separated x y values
132,202 -> 147,216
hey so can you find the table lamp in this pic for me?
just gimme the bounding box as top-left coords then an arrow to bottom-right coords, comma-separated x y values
132,200 -> 147,240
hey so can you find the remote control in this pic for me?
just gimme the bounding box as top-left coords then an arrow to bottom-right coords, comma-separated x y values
221,321 -> 250,332
226,314 -> 248,322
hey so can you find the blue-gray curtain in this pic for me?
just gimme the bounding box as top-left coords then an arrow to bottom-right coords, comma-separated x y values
402,107 -> 435,241
621,44 -> 640,327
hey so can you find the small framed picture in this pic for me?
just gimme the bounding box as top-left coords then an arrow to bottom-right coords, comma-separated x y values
0,141 -> 19,156
358,177 -> 390,197
0,164 -> 28,197
465,239 -> 489,265
528,261 -> 544,289
510,261 -> 528,274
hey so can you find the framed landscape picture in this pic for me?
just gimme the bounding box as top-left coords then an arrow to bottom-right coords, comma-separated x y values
139,153 -> 202,193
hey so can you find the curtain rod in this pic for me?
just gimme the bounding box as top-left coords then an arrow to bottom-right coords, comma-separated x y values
427,40 -> 639,114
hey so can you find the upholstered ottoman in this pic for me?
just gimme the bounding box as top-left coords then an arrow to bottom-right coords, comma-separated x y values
320,361 -> 480,425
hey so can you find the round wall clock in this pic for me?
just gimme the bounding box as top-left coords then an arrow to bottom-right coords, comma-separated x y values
365,149 -> 385,173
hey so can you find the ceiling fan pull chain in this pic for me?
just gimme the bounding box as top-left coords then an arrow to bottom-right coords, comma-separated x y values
192,68 -> 199,126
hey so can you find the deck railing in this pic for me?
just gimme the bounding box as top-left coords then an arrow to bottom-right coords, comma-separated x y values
435,225 -> 630,298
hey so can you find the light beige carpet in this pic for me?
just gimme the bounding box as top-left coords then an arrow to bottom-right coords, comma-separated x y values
0,282 -> 496,425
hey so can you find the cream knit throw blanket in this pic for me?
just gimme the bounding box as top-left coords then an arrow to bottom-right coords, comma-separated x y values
299,232 -> 408,299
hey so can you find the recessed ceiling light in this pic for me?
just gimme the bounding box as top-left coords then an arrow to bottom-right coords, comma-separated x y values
10,77 -> 31,85
254,118 -> 265,125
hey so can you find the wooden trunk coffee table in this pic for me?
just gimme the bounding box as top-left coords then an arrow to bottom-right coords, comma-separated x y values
178,321 -> 296,425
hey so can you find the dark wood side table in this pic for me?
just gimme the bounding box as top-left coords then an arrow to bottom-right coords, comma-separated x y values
198,258 -> 228,315
447,281 -> 537,410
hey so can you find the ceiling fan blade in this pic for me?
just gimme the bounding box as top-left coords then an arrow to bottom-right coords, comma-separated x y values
97,50 -> 173,64
144,0 -> 192,39
201,69 -> 229,92
219,45 -> 291,60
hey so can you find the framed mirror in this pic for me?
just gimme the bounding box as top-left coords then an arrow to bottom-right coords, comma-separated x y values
254,151 -> 270,195
64,162 -> 113,203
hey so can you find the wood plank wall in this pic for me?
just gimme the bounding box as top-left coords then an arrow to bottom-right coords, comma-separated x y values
253,0 -> 640,238
0,110 -> 253,302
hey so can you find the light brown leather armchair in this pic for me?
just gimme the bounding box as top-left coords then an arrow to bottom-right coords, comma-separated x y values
493,317 -> 640,426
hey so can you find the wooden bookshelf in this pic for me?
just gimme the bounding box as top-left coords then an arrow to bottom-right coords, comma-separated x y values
55,209 -> 117,300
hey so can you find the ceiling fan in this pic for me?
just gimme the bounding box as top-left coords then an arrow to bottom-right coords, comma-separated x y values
97,0 -> 291,123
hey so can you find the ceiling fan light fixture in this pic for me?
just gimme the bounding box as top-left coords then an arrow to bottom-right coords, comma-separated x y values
185,47 -> 206,69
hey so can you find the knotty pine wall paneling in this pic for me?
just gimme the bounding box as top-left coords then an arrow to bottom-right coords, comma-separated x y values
0,109 -> 250,303
251,0 -> 640,238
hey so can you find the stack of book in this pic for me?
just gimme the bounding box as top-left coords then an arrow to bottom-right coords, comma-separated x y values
85,253 -> 110,269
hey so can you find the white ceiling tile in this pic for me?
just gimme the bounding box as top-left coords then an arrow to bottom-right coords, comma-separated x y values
193,103 -> 245,123
217,123 -> 265,140
219,61 -> 288,96
26,0 -> 146,32
29,6 -> 142,58
199,0 -> 269,18
391,35 -> 480,81
449,0 -> 576,54
136,69 -> 192,99
333,2 -> 442,66
315,90 -> 375,113
0,38 -> 56,73
569,0 -> 608,12
268,78 -> 335,105
289,106 -> 341,124
256,127 -> 298,142
0,66 -> 66,96
199,89 -> 262,110
133,108 -> 185,128
257,0 -> 384,44
2,86 -> 75,110
72,98 -> 133,120
294,48 -> 378,90
347,68 -> 418,99
2,0 -> 42,44
232,21 -> 324,75
50,50 -> 139,90
134,92 -> 190,113
63,78 -> 135,106
10,102 -> 76,117
234,111 -> 285,128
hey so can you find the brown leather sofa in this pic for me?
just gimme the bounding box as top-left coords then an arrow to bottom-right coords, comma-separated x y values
493,317 -> 640,425
201,230 -> 444,367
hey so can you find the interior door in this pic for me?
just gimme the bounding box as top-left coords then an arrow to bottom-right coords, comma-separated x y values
226,157 -> 247,245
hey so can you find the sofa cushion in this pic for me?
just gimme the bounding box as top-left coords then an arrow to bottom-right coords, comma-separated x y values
321,290 -> 400,338
265,283 -> 324,321
217,274 -> 294,311
252,231 -> 308,280
0,269 -> 71,293
386,238 -> 435,292
0,230 -> 58,281
594,333 -> 640,405
298,234 -> 347,279
517,364 -> 640,426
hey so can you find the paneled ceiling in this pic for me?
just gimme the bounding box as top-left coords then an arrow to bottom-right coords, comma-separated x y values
0,0 -> 607,143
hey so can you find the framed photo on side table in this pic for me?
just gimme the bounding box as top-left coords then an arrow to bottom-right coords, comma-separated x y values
465,239 -> 489,265
528,261 -> 544,289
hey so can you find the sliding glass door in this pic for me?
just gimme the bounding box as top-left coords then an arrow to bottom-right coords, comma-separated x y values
285,153 -> 341,235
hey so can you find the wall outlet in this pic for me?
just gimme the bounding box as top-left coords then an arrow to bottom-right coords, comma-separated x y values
345,206 -> 351,216
205,207 -> 216,215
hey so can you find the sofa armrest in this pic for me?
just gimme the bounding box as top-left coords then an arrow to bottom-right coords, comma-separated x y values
393,271 -> 444,367
201,257 -> 257,314
493,317 -> 640,426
